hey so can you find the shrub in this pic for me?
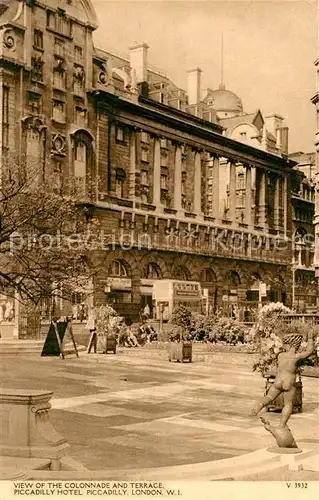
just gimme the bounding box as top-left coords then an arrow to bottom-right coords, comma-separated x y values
169,305 -> 192,331
189,313 -> 207,341
94,305 -> 120,334
167,324 -> 185,342
252,313 -> 319,375
206,317 -> 247,345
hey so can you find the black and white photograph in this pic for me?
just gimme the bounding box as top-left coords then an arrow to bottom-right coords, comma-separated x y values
0,0 -> 318,497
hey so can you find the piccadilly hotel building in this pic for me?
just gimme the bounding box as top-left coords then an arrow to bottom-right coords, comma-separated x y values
0,0 -> 312,323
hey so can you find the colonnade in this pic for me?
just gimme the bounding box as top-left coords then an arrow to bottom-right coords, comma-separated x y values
128,130 -> 288,234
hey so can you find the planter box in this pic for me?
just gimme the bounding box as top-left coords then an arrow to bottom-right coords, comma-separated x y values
168,342 -> 192,363
105,336 -> 117,354
264,376 -> 302,413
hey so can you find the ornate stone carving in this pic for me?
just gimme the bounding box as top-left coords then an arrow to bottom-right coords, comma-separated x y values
3,29 -> 16,50
51,133 -> 67,156
74,65 -> 85,82
22,116 -> 46,132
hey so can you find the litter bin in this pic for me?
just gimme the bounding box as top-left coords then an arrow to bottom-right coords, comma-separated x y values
168,342 -> 192,363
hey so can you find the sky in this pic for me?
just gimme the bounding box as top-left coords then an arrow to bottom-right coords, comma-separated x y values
92,0 -> 318,153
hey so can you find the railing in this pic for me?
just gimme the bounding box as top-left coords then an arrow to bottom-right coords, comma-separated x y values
108,230 -> 291,265
283,314 -> 319,325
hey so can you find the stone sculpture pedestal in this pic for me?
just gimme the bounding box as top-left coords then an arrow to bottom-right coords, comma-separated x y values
0,389 -> 69,470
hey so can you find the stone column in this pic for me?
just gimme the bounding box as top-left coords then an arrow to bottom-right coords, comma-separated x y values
194,150 -> 202,213
283,175 -> 288,236
153,137 -> 161,206
212,155 -> 220,221
129,130 -> 137,199
174,143 -> 182,211
274,176 -> 281,229
258,170 -> 267,227
229,160 -> 237,222
245,164 -> 252,228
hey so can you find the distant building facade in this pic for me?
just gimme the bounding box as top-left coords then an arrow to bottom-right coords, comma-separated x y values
311,59 -> 319,307
0,0 -> 312,327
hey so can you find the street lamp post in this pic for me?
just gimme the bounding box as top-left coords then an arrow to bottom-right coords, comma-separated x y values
292,265 -> 296,312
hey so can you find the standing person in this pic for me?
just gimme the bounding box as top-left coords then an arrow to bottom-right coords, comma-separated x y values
86,310 -> 97,353
143,304 -> 150,321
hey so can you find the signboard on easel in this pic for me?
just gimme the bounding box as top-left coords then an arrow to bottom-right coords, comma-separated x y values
41,321 -> 79,359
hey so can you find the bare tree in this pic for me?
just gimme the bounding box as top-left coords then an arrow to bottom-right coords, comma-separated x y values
0,158 -> 103,334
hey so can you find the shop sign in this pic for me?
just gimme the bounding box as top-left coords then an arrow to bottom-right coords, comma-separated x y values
173,282 -> 201,297
106,278 -> 132,291
259,283 -> 267,297
140,279 -> 154,286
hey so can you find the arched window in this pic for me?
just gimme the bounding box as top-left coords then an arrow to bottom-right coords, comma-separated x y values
230,271 -> 241,286
75,141 -> 86,162
108,260 -> 128,277
201,269 -> 216,283
174,265 -> 190,281
74,141 -> 87,194
142,263 -> 162,280
115,168 -> 125,198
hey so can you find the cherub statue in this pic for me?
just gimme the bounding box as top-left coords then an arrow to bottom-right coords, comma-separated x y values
251,331 -> 314,447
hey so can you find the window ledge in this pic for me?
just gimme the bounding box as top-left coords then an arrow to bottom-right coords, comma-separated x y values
47,27 -> 73,41
53,87 -> 67,94
52,118 -> 66,125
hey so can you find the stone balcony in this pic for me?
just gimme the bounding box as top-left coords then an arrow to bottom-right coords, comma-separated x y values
106,227 -> 292,265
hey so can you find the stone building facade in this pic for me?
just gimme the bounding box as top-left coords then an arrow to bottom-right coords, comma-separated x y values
0,0 -> 302,322
311,58 -> 319,306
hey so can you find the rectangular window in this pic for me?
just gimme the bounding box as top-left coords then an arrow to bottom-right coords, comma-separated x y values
74,106 -> 87,126
141,171 -> 148,185
238,174 -> 245,190
115,178 -> 124,198
53,70 -> 65,90
141,149 -> 148,162
31,57 -> 43,82
73,75 -> 84,95
54,38 -> 65,58
2,86 -> 9,150
52,100 -> 65,123
74,46 -> 83,64
116,127 -> 124,142
47,11 -> 72,37
33,29 -> 43,50
52,160 -> 63,193
161,154 -> 168,167
160,174 -> 168,190
141,131 -> 149,143
28,93 -> 42,115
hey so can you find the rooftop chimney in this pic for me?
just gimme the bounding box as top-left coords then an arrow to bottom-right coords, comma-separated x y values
264,113 -> 284,139
129,43 -> 149,84
187,68 -> 202,105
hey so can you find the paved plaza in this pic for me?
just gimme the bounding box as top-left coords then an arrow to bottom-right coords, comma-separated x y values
1,347 -> 319,479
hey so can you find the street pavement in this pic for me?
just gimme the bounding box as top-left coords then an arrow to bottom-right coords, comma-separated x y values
1,347 -> 318,477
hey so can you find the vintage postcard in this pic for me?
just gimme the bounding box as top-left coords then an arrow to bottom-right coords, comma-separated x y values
0,0 -> 318,499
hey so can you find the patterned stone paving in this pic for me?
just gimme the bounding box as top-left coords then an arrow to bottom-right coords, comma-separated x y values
1,348 -> 318,473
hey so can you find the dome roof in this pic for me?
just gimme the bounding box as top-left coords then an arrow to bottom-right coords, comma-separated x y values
204,84 -> 243,113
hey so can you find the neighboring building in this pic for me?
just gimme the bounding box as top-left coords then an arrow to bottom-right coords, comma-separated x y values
289,152 -> 316,311
311,58 -> 319,307
0,0 -> 302,328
